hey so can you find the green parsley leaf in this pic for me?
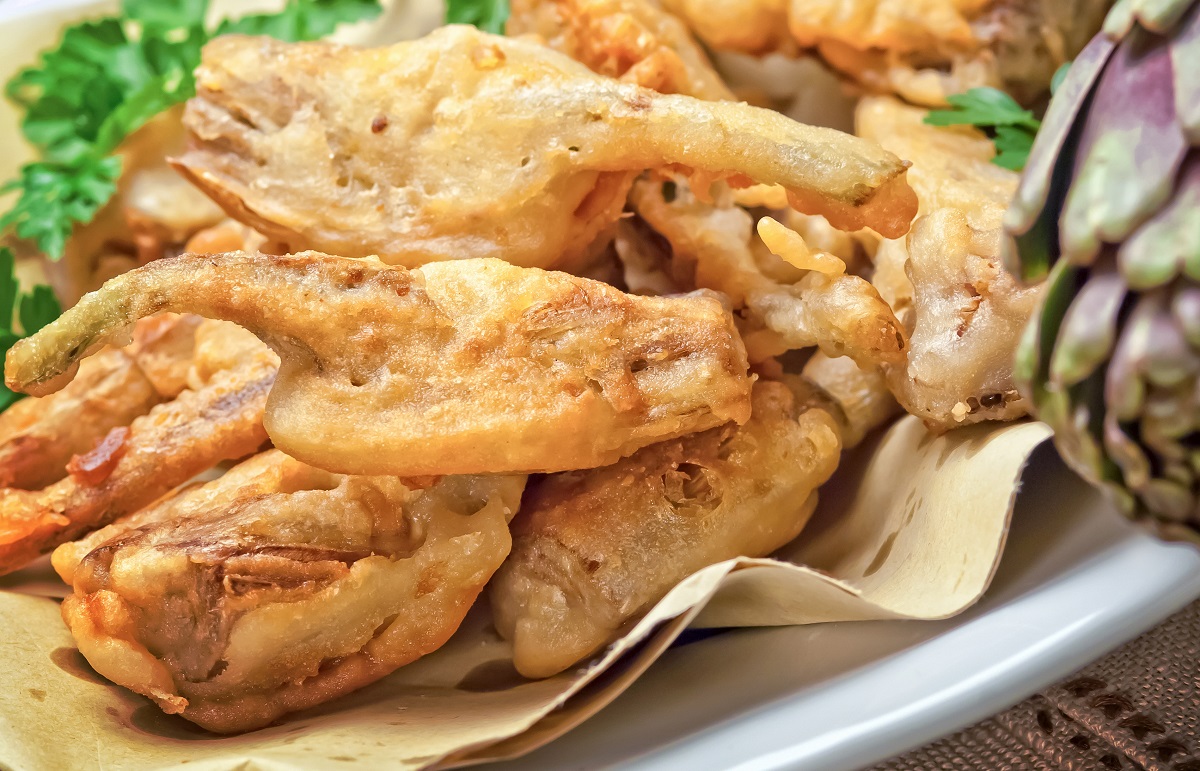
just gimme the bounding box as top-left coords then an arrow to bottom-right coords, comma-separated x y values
218,0 -> 383,41
0,156 -> 122,261
991,125 -> 1037,171
925,87 -> 1040,131
445,0 -> 510,35
18,285 -> 61,340
924,87 -> 1041,172
2,0 -> 383,260
0,247 -> 62,411
122,0 -> 209,31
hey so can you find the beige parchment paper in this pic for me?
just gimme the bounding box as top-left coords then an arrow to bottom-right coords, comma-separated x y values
0,417 -> 1051,770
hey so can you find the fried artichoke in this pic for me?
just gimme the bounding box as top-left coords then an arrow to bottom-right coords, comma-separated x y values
491,379 -> 840,678
7,251 -> 754,477
60,449 -> 525,732
172,25 -> 917,273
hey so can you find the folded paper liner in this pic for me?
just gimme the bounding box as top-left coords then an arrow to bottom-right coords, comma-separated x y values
0,417 -> 1051,770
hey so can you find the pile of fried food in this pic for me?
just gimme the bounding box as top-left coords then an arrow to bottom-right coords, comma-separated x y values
0,0 -> 1102,735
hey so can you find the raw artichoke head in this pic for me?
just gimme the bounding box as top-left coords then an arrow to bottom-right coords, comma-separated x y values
1004,0 -> 1200,540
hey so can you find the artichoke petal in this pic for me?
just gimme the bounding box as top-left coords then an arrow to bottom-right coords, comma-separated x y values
1060,26 -> 1188,264
1171,5 -> 1200,143
1004,35 -> 1116,262
1105,412 -> 1151,488
1049,266 -> 1126,386
1105,0 -> 1197,35
1105,291 -> 1155,421
1171,285 -> 1200,347
1120,154 -> 1200,288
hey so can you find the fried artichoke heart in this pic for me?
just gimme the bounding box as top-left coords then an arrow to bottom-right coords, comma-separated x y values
0,314 -> 201,491
7,251 -> 753,477
508,0 -> 735,99
172,26 -> 916,272
626,177 -> 905,368
658,0 -> 790,56
491,379 -> 840,678
60,449 -> 525,732
857,96 -> 1039,430
0,318 -> 275,575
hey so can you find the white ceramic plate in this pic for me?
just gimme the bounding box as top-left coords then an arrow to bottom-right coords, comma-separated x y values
4,2 -> 1200,769
487,444 -> 1200,770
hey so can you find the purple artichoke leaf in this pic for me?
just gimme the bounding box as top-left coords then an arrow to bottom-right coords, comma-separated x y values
1171,3 -> 1200,143
1049,266 -> 1127,386
1060,25 -> 1188,265
1104,0 -> 1198,37
1171,285 -> 1200,347
1005,34 -> 1116,239
1121,153 -> 1200,288
1104,410 -> 1152,488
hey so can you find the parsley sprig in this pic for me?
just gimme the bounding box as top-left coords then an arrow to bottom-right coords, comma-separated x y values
0,247 -> 61,411
1,0 -> 382,261
924,63 -> 1070,172
445,0 -> 510,35
924,88 -> 1042,171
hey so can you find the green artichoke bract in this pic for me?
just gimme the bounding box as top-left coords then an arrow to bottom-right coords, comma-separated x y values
1004,0 -> 1200,539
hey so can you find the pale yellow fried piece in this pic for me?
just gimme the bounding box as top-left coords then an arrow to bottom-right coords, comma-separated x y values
856,96 -> 1039,430
628,177 -> 905,368
171,26 -> 916,273
0,315 -> 202,492
7,251 -> 752,477
53,449 -> 309,586
61,449 -> 525,732
491,380 -> 840,678
659,0 -> 790,55
508,0 -> 735,99
892,209 -> 1036,428
0,350 -> 275,575
796,352 -> 898,448
787,0 -> 1112,106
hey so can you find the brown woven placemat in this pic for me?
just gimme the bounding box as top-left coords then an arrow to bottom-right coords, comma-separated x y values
873,601 -> 1200,770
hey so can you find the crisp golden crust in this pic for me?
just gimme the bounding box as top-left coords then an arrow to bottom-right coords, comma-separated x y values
797,353 -> 899,448
0,351 -> 158,492
61,450 -> 525,732
787,0 -> 1111,106
855,97 -> 1038,430
628,177 -> 906,368
491,380 -> 840,678
0,349 -> 275,575
0,315 -> 203,492
508,0 -> 735,99
659,0 -> 790,55
7,251 -> 753,477
171,27 -> 915,272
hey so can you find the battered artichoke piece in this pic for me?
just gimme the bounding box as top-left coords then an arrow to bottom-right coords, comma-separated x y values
172,26 -> 917,273
627,177 -> 906,368
856,96 -> 1039,430
786,0 -> 1114,106
6,251 -> 753,477
0,315 -> 204,492
658,0 -> 790,55
0,341 -> 276,575
507,0 -> 736,99
491,379 -> 841,678
60,450 -> 525,733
